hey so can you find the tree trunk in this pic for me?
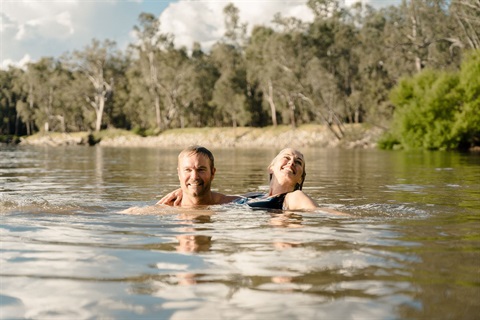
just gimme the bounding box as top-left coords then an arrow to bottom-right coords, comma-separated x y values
56,115 -> 66,132
287,95 -> 296,129
28,83 -> 34,135
148,51 -> 163,129
266,79 -> 277,126
409,0 -> 423,73
154,95 -> 162,130
95,95 -> 105,132
15,113 -> 20,136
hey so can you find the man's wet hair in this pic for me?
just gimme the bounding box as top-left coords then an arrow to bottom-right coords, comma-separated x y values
178,145 -> 215,171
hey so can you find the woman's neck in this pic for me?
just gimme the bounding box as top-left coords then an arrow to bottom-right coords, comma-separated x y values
268,180 -> 294,197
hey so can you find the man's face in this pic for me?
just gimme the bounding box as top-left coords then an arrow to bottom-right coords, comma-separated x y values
178,153 -> 215,199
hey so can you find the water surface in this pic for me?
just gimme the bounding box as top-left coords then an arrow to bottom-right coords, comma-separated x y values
1,146 -> 479,319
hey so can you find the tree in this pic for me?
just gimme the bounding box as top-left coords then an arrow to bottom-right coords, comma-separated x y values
452,49 -> 480,149
156,46 -> 196,128
223,3 -> 247,49
349,2 -> 395,127
210,4 -> 250,127
450,0 -> 480,50
383,0 -> 460,76
21,58 -> 77,133
384,50 -> 480,150
0,68 -> 24,135
246,26 -> 279,126
210,43 -> 249,127
132,13 -> 173,130
68,39 -> 118,132
183,43 -> 219,127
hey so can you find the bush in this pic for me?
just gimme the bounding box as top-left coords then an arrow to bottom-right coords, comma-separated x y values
380,50 -> 480,150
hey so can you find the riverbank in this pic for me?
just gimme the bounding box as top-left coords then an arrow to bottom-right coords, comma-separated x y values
17,124 -> 384,149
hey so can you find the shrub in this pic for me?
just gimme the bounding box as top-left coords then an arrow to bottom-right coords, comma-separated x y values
380,50 -> 480,150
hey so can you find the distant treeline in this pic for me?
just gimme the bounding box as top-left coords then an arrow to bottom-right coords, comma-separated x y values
1,0 -> 479,149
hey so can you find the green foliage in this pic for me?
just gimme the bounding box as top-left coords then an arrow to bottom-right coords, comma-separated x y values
383,50 -> 480,150
452,50 -> 480,148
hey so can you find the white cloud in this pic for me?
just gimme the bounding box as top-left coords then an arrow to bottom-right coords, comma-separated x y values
1,0 -> 401,69
349,0 -> 401,7
0,0 -> 170,69
158,0 -> 315,51
1,54 -> 31,70
158,0 -> 401,52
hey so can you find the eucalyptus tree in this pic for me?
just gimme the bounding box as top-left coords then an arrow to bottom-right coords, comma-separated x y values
265,27 -> 309,128
245,26 -> 278,126
382,0 -> 461,77
210,42 -> 249,127
348,2 -> 395,127
10,68 -> 35,135
327,13 -> 361,124
15,58 -> 70,133
56,68 -> 87,132
182,42 -> 219,127
28,59 -> 53,132
210,3 -> 250,127
132,13 -> 173,130
15,63 -> 39,135
156,46 -> 197,128
246,8 -> 347,133
67,39 -> 119,132
303,0 -> 357,136
223,3 -> 247,49
103,54 -> 131,130
450,0 -> 480,50
0,67 -> 23,135
123,61 -> 154,132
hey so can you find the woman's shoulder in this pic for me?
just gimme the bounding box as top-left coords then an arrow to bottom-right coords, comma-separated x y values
284,190 -> 318,210
285,190 -> 307,198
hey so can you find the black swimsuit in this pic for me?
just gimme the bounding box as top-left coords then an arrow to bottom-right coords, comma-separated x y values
235,192 -> 288,210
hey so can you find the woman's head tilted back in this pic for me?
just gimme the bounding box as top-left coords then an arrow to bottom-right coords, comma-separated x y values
268,148 -> 306,191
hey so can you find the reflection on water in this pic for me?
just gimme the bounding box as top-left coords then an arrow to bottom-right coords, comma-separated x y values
1,146 -> 479,319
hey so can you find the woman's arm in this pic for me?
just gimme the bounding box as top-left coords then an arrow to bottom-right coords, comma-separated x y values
285,190 -> 348,215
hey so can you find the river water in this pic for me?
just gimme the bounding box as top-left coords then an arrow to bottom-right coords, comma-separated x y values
1,145 -> 479,319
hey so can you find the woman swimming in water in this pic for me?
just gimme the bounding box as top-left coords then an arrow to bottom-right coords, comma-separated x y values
240,148 -> 318,210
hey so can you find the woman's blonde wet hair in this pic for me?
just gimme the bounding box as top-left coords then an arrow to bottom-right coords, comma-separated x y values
268,148 -> 306,190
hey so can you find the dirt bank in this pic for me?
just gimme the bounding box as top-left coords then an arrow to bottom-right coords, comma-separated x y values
19,124 -> 384,149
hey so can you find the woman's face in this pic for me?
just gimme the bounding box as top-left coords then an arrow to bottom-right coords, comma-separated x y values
269,149 -> 305,188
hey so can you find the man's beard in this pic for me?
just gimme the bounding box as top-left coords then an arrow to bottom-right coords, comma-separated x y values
187,179 -> 211,197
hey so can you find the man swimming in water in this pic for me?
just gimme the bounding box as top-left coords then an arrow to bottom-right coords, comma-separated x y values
170,145 -> 239,207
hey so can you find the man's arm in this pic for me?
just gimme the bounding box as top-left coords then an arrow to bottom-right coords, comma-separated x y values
157,189 -> 240,206
214,193 -> 241,204
157,188 -> 182,206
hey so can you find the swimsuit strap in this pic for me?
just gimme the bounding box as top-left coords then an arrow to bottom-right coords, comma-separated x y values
246,192 -> 288,210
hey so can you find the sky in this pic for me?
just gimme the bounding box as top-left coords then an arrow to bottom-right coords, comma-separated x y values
0,0 -> 401,69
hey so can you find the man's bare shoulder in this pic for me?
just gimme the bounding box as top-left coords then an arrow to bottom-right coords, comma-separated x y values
212,192 -> 241,204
